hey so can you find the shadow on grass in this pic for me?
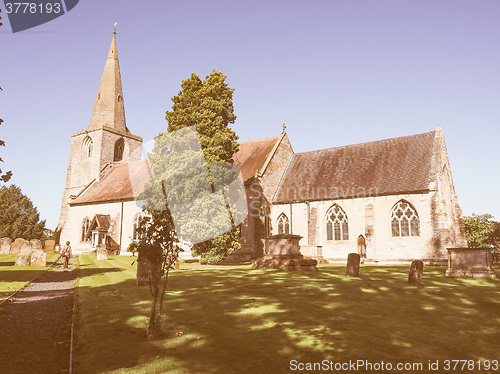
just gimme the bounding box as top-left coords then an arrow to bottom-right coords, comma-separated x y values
73,259 -> 500,374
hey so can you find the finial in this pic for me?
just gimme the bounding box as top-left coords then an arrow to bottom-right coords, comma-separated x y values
114,22 -> 117,35
282,123 -> 286,131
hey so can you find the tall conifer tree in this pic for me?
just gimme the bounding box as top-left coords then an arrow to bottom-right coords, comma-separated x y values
163,70 -> 241,263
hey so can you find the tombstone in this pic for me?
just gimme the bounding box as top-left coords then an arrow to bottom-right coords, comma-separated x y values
346,253 -> 360,277
44,240 -> 56,253
30,250 -> 47,266
0,237 -> 12,254
15,253 -> 31,266
20,241 -> 33,254
30,239 -> 42,251
136,255 -> 162,286
10,238 -> 26,254
408,260 -> 424,285
96,244 -> 108,260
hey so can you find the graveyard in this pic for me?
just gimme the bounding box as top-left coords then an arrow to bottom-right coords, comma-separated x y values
0,247 -> 499,373
71,256 -> 498,373
0,253 -> 60,301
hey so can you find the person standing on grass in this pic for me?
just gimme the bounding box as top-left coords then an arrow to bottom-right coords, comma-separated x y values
61,241 -> 72,269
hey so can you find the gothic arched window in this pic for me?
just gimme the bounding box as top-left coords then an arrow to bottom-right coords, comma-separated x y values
133,213 -> 145,240
391,200 -> 420,237
114,138 -> 124,162
83,136 -> 93,159
81,217 -> 91,242
277,213 -> 289,235
326,204 -> 349,241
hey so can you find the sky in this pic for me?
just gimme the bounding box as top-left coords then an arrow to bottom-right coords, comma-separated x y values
1,0 -> 499,229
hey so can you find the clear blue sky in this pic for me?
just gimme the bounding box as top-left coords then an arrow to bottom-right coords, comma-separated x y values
1,0 -> 499,229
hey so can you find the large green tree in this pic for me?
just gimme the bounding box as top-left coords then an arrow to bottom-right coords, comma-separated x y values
144,70 -> 241,264
166,70 -> 240,264
462,213 -> 499,248
0,185 -> 45,240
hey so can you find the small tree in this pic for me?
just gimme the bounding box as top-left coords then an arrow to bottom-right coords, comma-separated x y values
0,185 -> 45,239
135,182 -> 179,338
462,213 -> 498,248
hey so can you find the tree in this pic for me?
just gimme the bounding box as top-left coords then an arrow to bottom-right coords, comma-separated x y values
462,213 -> 499,248
163,70 -> 242,264
0,185 -> 46,240
1,86 -> 13,184
134,70 -> 242,336
131,200 -> 179,338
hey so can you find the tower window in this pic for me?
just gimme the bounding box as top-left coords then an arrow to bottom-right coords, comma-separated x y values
114,138 -> 125,162
83,136 -> 93,159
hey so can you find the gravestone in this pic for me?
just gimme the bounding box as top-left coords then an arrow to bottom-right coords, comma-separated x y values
0,237 -> 12,254
30,239 -> 42,251
10,238 -> 26,254
15,253 -> 31,266
408,260 -> 424,285
346,253 -> 360,277
20,241 -> 33,254
44,240 -> 56,253
136,256 -> 162,286
97,244 -> 108,260
30,250 -> 47,266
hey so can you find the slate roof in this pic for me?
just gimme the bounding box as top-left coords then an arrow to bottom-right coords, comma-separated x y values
89,214 -> 111,231
232,135 -> 281,182
71,134 -> 281,205
70,160 -> 151,205
273,131 -> 436,204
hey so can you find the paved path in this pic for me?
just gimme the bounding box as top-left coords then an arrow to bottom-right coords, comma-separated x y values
0,263 -> 76,374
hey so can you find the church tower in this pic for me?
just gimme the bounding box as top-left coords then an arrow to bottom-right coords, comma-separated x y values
58,31 -> 143,233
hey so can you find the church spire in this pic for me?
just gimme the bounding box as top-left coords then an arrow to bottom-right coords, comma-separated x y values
87,30 -> 127,132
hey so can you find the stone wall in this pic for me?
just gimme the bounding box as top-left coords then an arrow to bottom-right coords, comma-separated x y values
235,133 -> 294,259
258,133 -> 294,204
429,128 -> 468,255
58,125 -> 142,234
60,200 -> 143,254
271,192 -> 452,262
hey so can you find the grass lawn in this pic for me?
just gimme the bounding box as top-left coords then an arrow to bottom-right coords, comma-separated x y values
74,255 -> 500,374
0,253 -> 61,300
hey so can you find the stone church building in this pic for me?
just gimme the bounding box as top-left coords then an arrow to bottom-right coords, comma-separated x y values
58,33 -> 467,261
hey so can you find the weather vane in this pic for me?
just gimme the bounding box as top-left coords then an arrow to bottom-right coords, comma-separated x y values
114,22 -> 117,34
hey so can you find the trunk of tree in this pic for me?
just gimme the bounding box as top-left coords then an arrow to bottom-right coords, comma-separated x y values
147,281 -> 159,339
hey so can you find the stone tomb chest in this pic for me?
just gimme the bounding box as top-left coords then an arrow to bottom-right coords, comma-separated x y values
445,248 -> 496,279
253,234 -> 317,271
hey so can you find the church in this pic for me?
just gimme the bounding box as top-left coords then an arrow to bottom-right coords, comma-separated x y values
58,32 -> 467,262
